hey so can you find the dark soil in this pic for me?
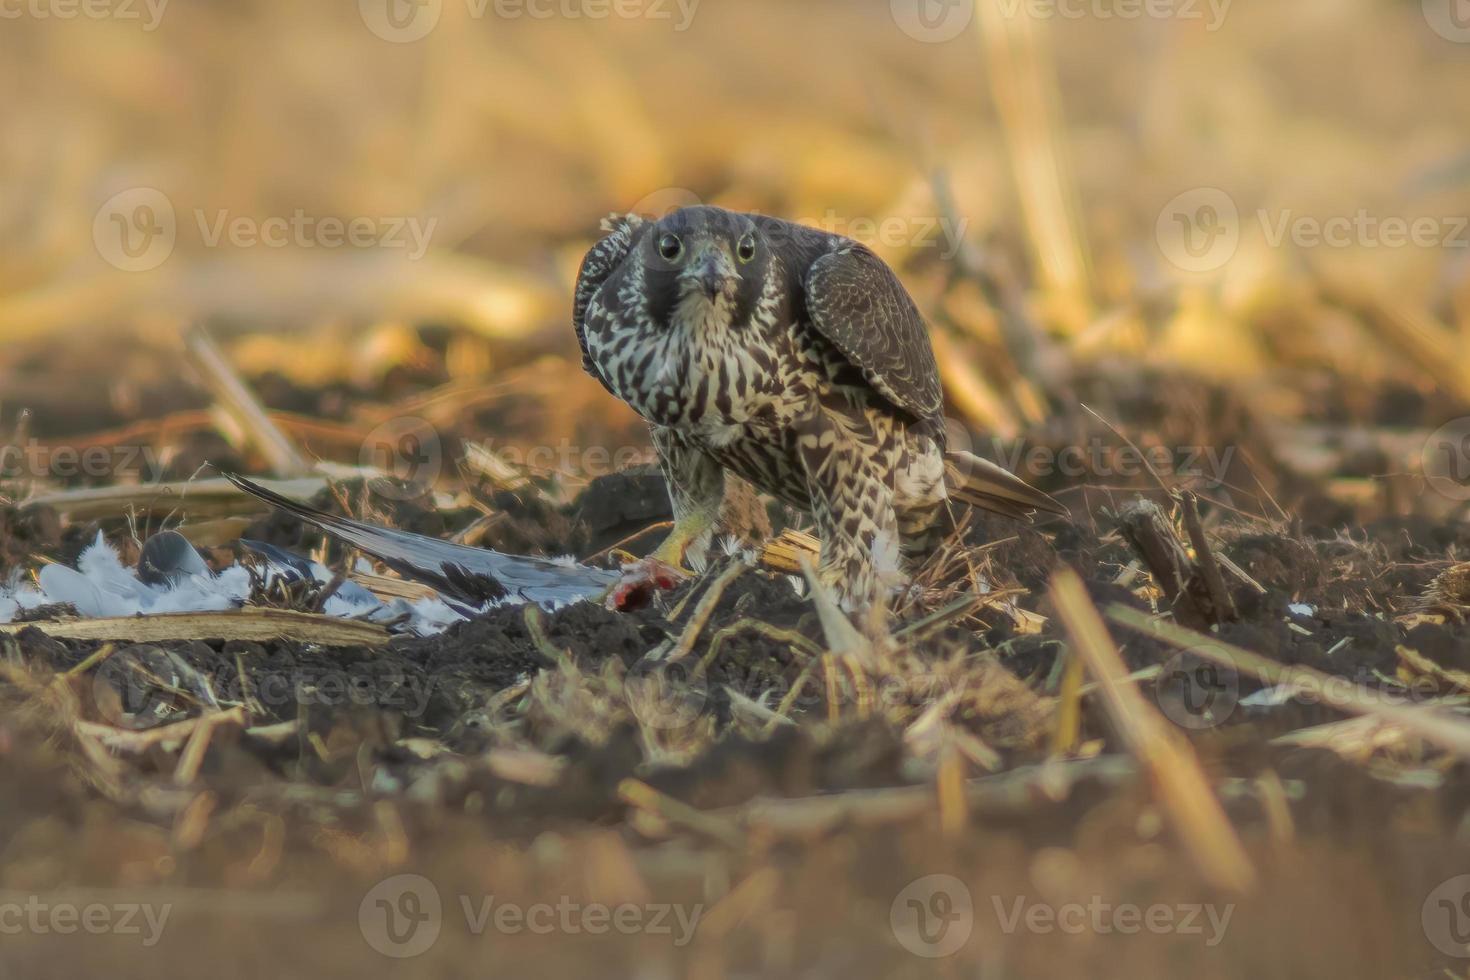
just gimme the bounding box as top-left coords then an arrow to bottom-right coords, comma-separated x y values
5,386 -> 1470,979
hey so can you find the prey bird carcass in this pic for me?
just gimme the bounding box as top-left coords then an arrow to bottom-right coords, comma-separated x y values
575,205 -> 1064,606
224,474 -> 616,611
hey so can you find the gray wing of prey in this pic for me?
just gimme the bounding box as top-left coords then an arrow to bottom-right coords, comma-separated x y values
225,474 -> 617,609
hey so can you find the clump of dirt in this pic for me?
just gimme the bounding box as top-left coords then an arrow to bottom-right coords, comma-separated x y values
642,721 -> 909,809
572,468 -> 672,556
398,599 -> 659,684
0,503 -> 63,568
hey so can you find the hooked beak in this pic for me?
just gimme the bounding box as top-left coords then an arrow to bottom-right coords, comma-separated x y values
683,245 -> 739,301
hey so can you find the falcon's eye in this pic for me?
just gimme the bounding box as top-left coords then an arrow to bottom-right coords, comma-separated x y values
657,234 -> 683,262
737,234 -> 757,263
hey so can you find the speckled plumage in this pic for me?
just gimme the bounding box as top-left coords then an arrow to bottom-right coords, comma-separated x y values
574,205 -> 1049,605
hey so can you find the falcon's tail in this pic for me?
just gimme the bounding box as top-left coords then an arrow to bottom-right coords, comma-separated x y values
943,451 -> 1068,522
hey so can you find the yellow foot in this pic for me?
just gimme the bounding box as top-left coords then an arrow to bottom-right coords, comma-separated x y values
604,511 -> 715,611
648,510 -> 717,572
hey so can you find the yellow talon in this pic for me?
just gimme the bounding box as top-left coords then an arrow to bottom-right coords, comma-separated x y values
647,509 -> 717,573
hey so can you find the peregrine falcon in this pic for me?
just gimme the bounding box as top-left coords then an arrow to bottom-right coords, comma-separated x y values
574,205 -> 1063,606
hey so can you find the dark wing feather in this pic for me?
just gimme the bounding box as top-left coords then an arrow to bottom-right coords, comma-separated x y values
223,474 -> 617,607
802,243 -> 943,420
573,214 -> 645,394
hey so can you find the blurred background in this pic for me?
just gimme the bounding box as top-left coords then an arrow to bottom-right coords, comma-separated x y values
6,4 -> 1470,978
6,0 -> 1470,526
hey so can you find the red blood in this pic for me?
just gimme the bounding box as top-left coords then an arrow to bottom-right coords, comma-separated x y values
606,558 -> 686,611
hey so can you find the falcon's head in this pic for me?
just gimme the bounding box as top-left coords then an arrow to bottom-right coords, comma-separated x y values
641,206 -> 771,329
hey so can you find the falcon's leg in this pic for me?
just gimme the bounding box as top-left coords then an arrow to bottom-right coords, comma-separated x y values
606,428 -> 724,610
795,409 -> 900,609
648,426 -> 725,572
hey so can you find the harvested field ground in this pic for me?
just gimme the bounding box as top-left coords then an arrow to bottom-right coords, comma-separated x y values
5,399 -> 1470,978
6,1 -> 1470,978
